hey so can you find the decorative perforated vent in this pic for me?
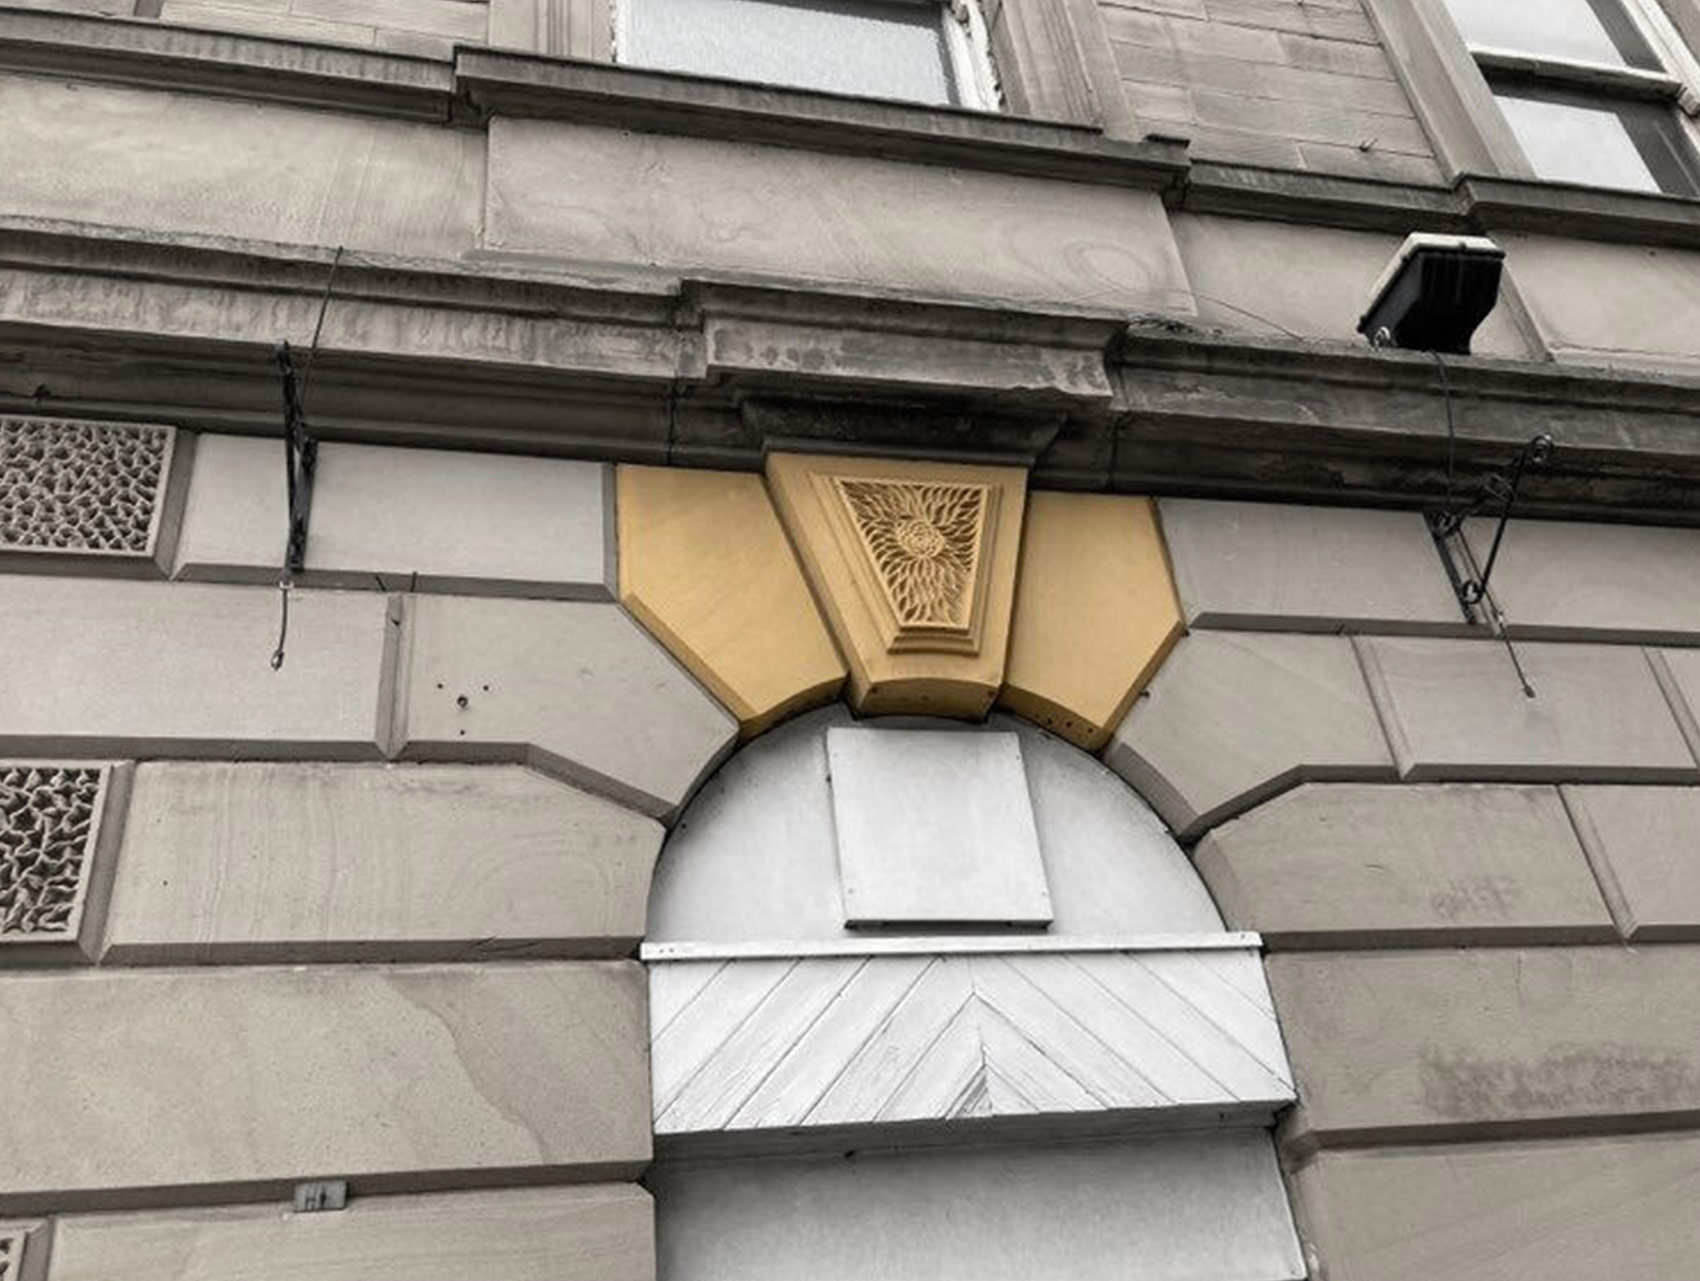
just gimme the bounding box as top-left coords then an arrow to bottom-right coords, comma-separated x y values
0,417 -> 174,556
0,764 -> 107,941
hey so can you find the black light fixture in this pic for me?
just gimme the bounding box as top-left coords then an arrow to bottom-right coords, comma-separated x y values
1357,233 -> 1505,356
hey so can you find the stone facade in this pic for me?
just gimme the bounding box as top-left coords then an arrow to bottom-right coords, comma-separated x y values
5,1 -> 1700,1278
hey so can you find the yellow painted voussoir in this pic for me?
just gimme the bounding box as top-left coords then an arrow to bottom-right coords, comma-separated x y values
1001,492 -> 1183,751
617,465 -> 844,738
765,451 -> 1027,719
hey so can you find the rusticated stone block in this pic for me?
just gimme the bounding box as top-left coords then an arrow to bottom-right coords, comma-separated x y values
175,436 -> 613,598
0,962 -> 648,1211
1463,516 -> 1700,642
1291,1133 -> 1700,1281
1562,785 -> 1700,941
1357,637 -> 1696,782
51,1185 -> 653,1281
1158,498 -> 1463,633
0,762 -> 124,963
0,577 -> 397,760
1268,946 -> 1700,1148
1196,784 -> 1614,947
0,417 -> 184,576
105,763 -> 663,963
1104,632 -> 1395,839
393,596 -> 736,819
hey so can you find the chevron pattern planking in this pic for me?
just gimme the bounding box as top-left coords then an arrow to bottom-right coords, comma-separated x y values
650,948 -> 1294,1146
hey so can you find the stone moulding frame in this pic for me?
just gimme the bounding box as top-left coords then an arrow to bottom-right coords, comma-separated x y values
0,761 -> 130,964
0,417 -> 191,579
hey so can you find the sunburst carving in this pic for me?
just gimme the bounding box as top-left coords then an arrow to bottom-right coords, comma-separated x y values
833,479 -> 990,637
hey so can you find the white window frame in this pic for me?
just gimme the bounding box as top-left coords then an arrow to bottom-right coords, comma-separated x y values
611,0 -> 1004,111
1365,0 -> 1700,192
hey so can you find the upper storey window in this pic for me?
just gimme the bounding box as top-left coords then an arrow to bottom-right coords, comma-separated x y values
617,0 -> 999,108
1442,0 -> 1700,194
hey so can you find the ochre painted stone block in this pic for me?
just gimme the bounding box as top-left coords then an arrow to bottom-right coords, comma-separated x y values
1196,784 -> 1615,948
617,466 -> 843,738
392,595 -> 736,819
1104,632 -> 1395,839
51,1185 -> 654,1281
765,452 -> 1027,718
105,763 -> 662,963
1292,1133 -> 1700,1281
1001,493 -> 1182,750
1562,785 -> 1700,941
1268,946 -> 1700,1148
0,577 -> 397,759
0,962 -> 649,1210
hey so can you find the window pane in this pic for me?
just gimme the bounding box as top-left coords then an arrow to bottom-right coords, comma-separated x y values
1496,91 -> 1662,190
1444,0 -> 1662,70
624,0 -> 958,105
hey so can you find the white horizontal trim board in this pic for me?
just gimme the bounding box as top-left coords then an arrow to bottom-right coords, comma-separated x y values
649,949 -> 1293,1149
641,933 -> 1262,961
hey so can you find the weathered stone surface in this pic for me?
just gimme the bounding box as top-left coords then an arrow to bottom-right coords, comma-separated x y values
393,595 -> 736,818
1500,232 -> 1700,373
1462,516 -> 1700,641
105,763 -> 662,963
1291,1133 -> 1700,1281
653,1132 -> 1304,1281
1001,493 -> 1182,750
0,962 -> 647,1210
1171,215 -> 1531,355
617,465 -> 843,737
1105,632 -> 1395,839
485,118 -> 1195,312
0,74 -> 481,257
1268,946 -> 1700,1147
51,1185 -> 653,1281
1196,784 -> 1614,947
1356,637 -> 1696,782
1563,785 -> 1700,941
175,436 -> 613,597
0,577 -> 396,759
1159,499 -> 1463,633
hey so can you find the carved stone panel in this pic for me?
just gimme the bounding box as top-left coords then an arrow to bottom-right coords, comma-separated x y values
0,417 -> 180,572
767,452 -> 1027,717
0,763 -> 114,961
0,1221 -> 47,1281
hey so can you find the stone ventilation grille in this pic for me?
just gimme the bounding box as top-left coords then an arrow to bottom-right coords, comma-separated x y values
0,417 -> 171,554
1,765 -> 103,938
836,479 -> 987,628
0,1229 -> 22,1279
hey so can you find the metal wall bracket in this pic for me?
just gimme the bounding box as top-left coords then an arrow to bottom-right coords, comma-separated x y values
276,340 -> 318,577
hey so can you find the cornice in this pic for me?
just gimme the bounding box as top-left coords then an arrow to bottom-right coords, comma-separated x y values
0,8 -> 452,120
453,50 -> 1190,190
5,218 -> 1700,521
